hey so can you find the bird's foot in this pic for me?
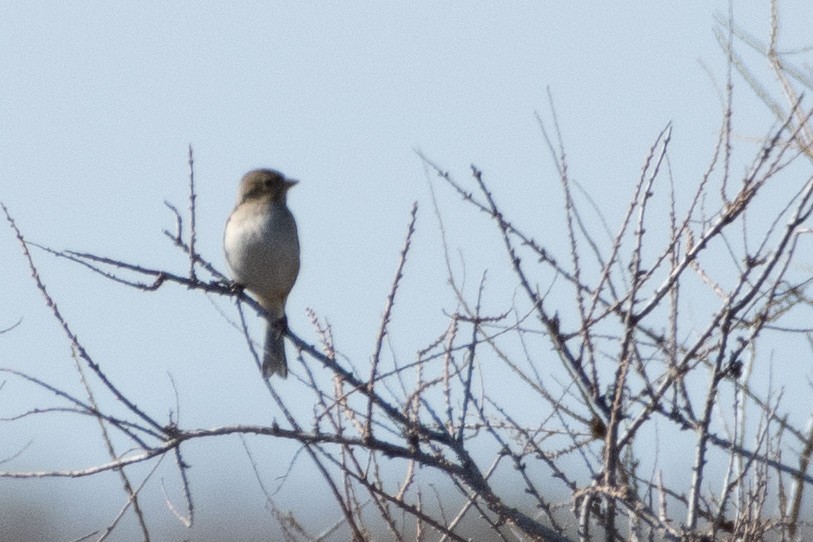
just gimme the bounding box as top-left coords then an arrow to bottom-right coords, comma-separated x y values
227,281 -> 245,295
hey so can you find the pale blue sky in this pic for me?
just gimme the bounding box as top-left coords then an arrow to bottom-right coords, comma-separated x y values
1,3 -> 810,540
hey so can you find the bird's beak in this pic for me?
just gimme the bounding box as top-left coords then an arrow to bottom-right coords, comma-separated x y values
284,179 -> 299,190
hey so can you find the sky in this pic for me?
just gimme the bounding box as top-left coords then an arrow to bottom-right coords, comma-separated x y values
1,3 -> 811,541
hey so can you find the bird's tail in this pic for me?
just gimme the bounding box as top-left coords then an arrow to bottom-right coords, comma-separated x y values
263,320 -> 288,379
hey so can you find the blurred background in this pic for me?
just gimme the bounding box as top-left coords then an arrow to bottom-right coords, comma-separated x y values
1,2 -> 810,540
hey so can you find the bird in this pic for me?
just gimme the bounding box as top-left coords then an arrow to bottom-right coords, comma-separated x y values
224,169 -> 301,378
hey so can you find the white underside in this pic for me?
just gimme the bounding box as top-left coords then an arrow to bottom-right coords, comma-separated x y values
224,200 -> 300,317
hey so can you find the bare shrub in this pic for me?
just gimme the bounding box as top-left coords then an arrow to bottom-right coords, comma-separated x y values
2,6 -> 813,542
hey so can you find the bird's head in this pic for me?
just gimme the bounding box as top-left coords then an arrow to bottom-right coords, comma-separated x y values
237,169 -> 298,204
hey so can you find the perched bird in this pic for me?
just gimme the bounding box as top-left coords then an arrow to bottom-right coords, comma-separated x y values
224,169 -> 301,378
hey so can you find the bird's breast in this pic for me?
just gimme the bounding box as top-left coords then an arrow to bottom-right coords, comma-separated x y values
224,202 -> 300,306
